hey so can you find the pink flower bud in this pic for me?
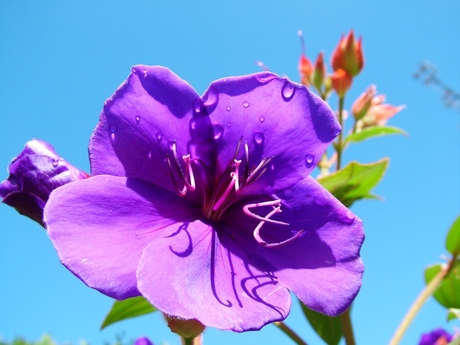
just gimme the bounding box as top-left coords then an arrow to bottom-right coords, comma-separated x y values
299,55 -> 313,86
312,52 -> 326,91
351,85 -> 376,120
331,30 -> 364,77
331,69 -> 352,97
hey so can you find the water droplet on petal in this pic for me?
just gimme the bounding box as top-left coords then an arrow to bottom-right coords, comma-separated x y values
213,124 -> 224,140
193,98 -> 202,114
52,158 -> 59,167
255,74 -> 278,83
203,86 -> 219,108
281,81 -> 296,100
148,151 -> 152,159
346,211 -> 355,221
190,120 -> 197,130
135,115 -> 141,123
227,122 -> 231,127
340,210 -> 356,224
226,106 -> 231,111
109,124 -> 118,133
305,154 -> 315,168
156,132 -> 163,141
259,116 -> 265,123
332,128 -> 341,138
253,132 -> 264,145
242,101 -> 250,108
143,70 -> 148,77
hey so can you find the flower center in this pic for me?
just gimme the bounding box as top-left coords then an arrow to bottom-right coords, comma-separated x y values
166,139 -> 302,248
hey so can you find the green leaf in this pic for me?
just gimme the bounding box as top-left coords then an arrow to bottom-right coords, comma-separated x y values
447,308 -> 460,321
317,159 -> 389,207
425,261 -> 460,309
101,296 -> 157,329
299,301 -> 342,345
446,216 -> 460,255
345,126 -> 407,144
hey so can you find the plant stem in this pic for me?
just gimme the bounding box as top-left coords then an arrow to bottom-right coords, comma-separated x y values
273,321 -> 308,345
181,335 -> 201,345
339,307 -> 356,345
388,260 -> 455,345
336,96 -> 345,171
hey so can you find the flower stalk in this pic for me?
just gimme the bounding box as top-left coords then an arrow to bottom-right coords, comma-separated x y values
389,257 -> 457,345
273,321 -> 308,345
336,95 -> 345,171
339,307 -> 356,345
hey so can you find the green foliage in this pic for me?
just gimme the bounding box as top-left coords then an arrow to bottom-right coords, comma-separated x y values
318,159 -> 389,207
425,261 -> 460,309
101,296 -> 157,329
447,308 -> 460,321
299,301 -> 342,345
0,335 -> 56,345
345,126 -> 407,144
446,216 -> 460,255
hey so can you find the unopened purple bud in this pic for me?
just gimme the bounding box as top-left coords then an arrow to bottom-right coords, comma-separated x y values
0,139 -> 88,227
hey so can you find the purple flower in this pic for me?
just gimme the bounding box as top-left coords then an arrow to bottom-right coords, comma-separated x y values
134,337 -> 154,345
419,328 -> 454,345
44,66 -> 364,331
0,139 -> 88,226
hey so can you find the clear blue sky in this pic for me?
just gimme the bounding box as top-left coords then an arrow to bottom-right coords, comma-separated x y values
1,1 -> 459,344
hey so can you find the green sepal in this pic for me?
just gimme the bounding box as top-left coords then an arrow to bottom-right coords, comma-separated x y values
317,159 -> 389,207
345,126 -> 407,144
447,308 -> 460,321
101,296 -> 157,329
299,300 -> 342,345
425,261 -> 460,309
446,216 -> 460,255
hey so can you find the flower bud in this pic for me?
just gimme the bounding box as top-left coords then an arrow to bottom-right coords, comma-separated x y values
0,139 -> 88,227
331,30 -> 364,77
164,314 -> 205,340
330,69 -> 352,97
299,55 -> 313,86
134,338 -> 154,345
312,52 -> 326,91
351,85 -> 376,120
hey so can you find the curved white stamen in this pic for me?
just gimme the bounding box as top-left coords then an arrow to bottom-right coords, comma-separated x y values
166,154 -> 187,196
212,160 -> 241,211
182,154 -> 196,191
243,200 -> 289,226
246,157 -> 273,183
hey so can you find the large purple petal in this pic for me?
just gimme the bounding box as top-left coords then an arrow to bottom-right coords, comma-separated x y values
221,176 -> 364,316
1,139 -> 88,226
90,65 -> 216,193
137,219 -> 291,331
202,73 -> 339,194
45,175 -> 200,299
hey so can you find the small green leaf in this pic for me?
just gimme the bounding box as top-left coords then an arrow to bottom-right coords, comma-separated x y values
447,308 -> 460,321
299,300 -> 342,345
425,261 -> 460,309
317,159 -> 389,207
101,296 -> 157,329
345,126 -> 407,144
446,216 -> 460,255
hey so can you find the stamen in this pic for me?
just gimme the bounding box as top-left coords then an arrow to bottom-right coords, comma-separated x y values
243,199 -> 303,248
246,157 -> 273,183
242,141 -> 249,186
212,160 -> 241,211
166,154 -> 187,196
182,155 -> 196,191
243,200 -> 289,226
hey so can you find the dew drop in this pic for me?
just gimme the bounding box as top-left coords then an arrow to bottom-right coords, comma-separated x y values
226,106 -> 231,111
190,120 -> 197,130
156,132 -> 163,141
332,128 -> 341,138
227,122 -> 231,127
346,211 -> 355,221
52,158 -> 59,167
242,101 -> 250,108
148,151 -> 152,160
281,81 -> 296,100
255,74 -> 278,83
203,86 -> 219,108
305,154 -> 315,168
135,115 -> 141,123
253,132 -> 264,145
259,116 -> 265,123
109,124 -> 118,133
341,210 -> 356,224
143,70 -> 148,77
193,98 -> 202,114
213,124 -> 224,140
